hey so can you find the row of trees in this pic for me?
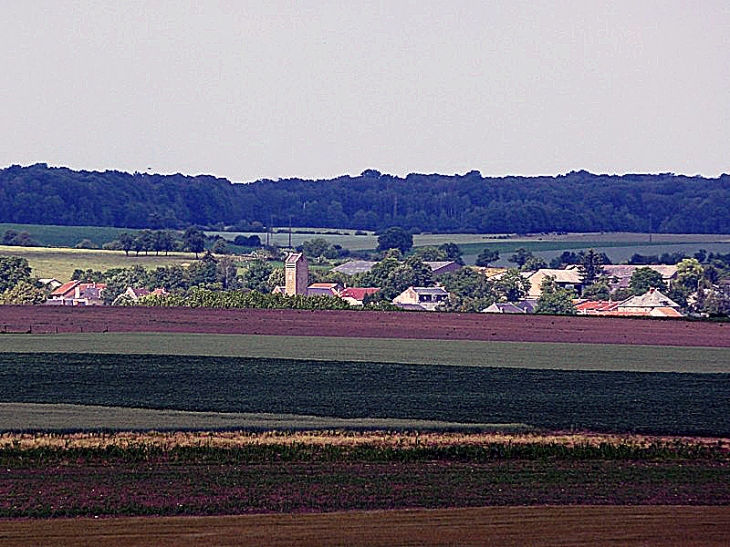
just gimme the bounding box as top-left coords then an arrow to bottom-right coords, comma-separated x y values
3,164 -> 730,233
101,227 -> 262,258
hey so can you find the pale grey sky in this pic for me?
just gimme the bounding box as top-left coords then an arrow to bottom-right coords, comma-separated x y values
2,1 -> 728,182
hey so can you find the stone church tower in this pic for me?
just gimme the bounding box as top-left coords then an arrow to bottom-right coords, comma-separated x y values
285,253 -> 308,296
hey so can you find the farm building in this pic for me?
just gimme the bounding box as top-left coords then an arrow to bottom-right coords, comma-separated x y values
332,259 -> 460,277
616,288 -> 683,317
339,287 -> 379,306
393,286 -> 450,311
482,300 -> 538,314
332,260 -> 377,276
112,287 -> 168,305
602,265 -> 678,291
526,268 -> 583,298
307,282 -> 343,297
575,289 -> 683,317
47,281 -> 106,306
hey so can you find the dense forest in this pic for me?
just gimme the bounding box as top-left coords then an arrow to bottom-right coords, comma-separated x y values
1,164 -> 729,234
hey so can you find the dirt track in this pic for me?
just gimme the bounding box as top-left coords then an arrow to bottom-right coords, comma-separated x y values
1,305 -> 728,347
0,507 -> 728,547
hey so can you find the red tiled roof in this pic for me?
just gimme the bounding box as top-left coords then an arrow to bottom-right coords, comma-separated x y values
575,300 -> 620,313
50,280 -> 80,297
340,287 -> 379,300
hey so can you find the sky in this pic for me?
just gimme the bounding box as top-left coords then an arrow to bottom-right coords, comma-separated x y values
1,1 -> 728,183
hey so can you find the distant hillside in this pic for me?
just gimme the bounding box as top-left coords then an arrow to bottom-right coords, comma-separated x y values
1,164 -> 729,234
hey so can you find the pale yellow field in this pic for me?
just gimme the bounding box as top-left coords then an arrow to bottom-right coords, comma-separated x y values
0,245 -> 199,280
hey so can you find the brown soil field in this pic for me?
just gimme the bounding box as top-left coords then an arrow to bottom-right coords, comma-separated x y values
1,506 -> 728,547
1,305 -> 728,347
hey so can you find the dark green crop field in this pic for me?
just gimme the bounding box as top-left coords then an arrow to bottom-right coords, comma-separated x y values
1,352 -> 728,436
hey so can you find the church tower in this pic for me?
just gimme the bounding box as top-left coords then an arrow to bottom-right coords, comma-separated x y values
284,253 -> 308,296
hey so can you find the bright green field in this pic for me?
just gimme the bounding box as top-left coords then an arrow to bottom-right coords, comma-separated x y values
1,333 -> 728,373
0,245 -> 198,280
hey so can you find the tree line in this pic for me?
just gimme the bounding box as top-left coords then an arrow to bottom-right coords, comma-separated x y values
2,164 -> 730,233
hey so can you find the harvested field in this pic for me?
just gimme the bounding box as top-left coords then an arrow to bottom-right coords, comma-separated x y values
1,306 -> 728,347
1,432 -> 728,519
1,506 -> 728,547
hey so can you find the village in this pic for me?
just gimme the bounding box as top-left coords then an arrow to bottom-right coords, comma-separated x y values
26,245 -> 730,319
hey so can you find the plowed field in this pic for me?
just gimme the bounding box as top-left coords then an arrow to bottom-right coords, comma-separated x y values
1,507 -> 729,547
1,305 -> 728,347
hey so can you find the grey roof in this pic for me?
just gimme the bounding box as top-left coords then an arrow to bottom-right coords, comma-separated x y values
393,303 -> 429,311
482,299 -> 538,314
410,286 -> 449,295
482,302 -> 527,314
425,261 -> 461,273
603,265 -> 678,279
619,289 -> 680,309
285,252 -> 305,264
331,260 -> 377,275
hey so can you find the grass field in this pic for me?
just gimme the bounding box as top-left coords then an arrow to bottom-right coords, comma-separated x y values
0,245 -> 198,280
0,223 -> 138,248
1,333 -> 728,373
5,221 -> 728,259
1,352 -> 728,434
2,507 -> 728,547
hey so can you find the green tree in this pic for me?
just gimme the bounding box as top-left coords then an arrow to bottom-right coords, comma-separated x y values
581,280 -> 610,300
149,265 -> 189,291
153,230 -> 177,255
74,238 -> 98,249
675,258 -> 704,294
549,251 -> 579,269
183,226 -> 206,258
438,242 -> 464,264
412,246 -> 446,261
212,239 -> 231,255
508,248 -> 533,268
117,233 -> 135,257
701,288 -> 730,317
475,248 -> 500,267
302,238 -> 338,259
629,267 -> 666,295
494,268 -> 530,302
188,251 -> 219,287
440,268 -> 496,311
102,266 -> 149,305
0,280 -> 47,305
135,230 -> 156,256
267,267 -> 285,292
2,230 -> 38,246
521,256 -> 548,272
241,260 -> 273,293
578,249 -> 606,286
377,227 -> 413,254
0,256 -> 33,293
215,257 -> 239,289
535,276 -> 577,315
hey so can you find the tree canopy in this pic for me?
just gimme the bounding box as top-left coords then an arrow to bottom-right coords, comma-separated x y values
3,164 -> 730,234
